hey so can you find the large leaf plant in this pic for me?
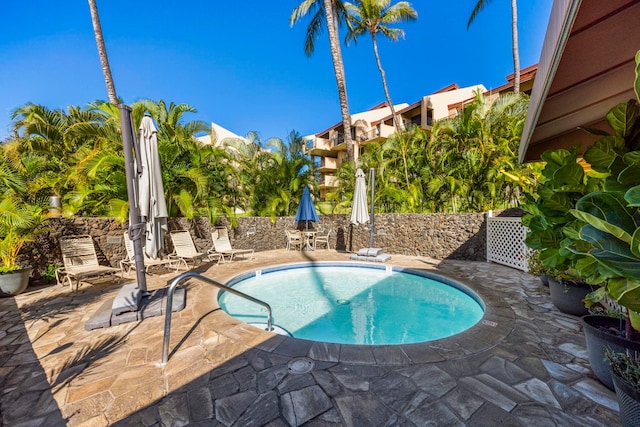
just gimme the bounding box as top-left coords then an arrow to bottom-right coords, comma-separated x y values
569,50 -> 640,332
521,146 -> 600,281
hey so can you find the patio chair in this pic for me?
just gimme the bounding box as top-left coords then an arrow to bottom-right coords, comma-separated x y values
169,230 -> 218,269
285,229 -> 303,251
120,232 -> 181,275
314,227 -> 332,250
58,235 -> 121,292
209,227 -> 254,262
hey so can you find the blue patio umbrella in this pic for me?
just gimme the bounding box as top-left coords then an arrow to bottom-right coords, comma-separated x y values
294,187 -> 319,229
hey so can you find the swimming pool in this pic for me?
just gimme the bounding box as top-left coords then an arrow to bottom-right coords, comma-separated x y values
218,262 -> 484,345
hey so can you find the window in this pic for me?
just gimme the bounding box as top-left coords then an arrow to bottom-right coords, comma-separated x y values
426,109 -> 433,126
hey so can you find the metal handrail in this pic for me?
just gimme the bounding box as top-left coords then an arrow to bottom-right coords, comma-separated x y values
162,271 -> 273,364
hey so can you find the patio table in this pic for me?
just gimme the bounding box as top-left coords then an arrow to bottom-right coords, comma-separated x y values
302,231 -> 316,251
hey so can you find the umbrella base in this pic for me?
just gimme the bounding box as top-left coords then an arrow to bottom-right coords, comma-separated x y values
85,286 -> 186,330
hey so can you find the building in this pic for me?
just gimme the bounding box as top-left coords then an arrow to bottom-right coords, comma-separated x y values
304,101 -> 404,200
305,84 -> 486,201
488,63 -> 538,97
196,122 -> 246,146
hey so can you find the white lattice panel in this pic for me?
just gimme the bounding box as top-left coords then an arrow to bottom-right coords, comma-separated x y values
486,216 -> 529,271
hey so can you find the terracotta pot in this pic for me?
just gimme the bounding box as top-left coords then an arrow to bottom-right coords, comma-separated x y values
548,277 -> 592,316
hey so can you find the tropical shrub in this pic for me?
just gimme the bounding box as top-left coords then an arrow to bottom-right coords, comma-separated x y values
332,91 -> 540,214
567,50 -> 640,330
0,158 -> 48,272
521,146 -> 601,280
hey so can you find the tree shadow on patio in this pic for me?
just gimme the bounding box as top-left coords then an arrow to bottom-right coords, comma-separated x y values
49,334 -> 127,392
17,279 -> 121,322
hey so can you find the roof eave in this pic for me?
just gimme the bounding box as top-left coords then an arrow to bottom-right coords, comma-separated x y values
519,0 -> 582,163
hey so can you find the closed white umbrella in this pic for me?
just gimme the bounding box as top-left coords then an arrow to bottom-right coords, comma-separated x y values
138,115 -> 168,259
350,168 -> 370,225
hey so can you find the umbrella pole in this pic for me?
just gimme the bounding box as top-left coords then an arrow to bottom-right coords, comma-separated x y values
119,104 -> 148,293
369,168 -> 375,248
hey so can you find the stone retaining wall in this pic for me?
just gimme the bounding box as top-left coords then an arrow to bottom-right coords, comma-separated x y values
19,212 -> 514,282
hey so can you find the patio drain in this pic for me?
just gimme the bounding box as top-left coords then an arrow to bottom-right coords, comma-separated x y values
287,357 -> 314,375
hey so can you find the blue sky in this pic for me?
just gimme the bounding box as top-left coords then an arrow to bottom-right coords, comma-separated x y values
0,0 -> 553,142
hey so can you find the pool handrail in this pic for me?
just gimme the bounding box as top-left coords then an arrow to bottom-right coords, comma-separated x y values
162,271 -> 273,364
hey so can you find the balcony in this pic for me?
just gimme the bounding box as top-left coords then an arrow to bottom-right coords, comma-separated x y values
331,133 -> 348,152
319,175 -> 339,189
308,137 -> 337,157
358,128 -> 385,145
318,157 -> 338,173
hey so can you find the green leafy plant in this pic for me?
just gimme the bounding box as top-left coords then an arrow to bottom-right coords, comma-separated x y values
568,50 -> 640,332
40,262 -> 62,282
521,146 -> 601,283
526,251 -> 545,276
0,161 -> 49,273
527,250 -> 561,278
0,199 -> 48,273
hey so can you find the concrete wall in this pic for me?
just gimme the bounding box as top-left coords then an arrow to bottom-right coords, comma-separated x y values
19,211 -> 515,283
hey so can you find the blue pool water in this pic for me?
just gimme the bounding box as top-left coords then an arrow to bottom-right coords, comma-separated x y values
218,263 -> 484,345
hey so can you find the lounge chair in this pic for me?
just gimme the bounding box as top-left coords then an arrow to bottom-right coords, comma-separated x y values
169,230 -> 219,269
285,229 -> 303,251
58,235 -> 121,291
209,227 -> 254,262
120,232 -> 180,275
314,227 -> 332,250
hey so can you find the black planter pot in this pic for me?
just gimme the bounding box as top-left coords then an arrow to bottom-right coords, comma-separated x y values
582,315 -> 640,390
540,274 -> 550,287
548,277 -> 592,316
0,267 -> 32,297
611,368 -> 640,426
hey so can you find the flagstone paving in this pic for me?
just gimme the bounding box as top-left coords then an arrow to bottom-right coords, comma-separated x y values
0,250 -> 622,426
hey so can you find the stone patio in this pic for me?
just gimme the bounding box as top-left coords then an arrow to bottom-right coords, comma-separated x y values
0,250 -> 621,426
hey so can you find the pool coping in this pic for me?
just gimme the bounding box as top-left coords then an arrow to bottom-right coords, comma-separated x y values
216,260 -> 516,366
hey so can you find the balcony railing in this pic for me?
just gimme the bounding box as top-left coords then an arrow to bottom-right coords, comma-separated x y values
306,138 -> 333,152
358,128 -> 381,142
331,134 -> 345,146
320,158 -> 337,169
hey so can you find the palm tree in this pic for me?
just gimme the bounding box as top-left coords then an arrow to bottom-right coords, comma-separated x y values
468,0 -> 520,92
291,0 -> 355,161
345,0 -> 417,131
426,91 -> 531,211
10,102 -> 126,217
87,0 -> 118,104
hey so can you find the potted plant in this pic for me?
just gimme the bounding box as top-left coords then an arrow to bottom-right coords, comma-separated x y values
570,165 -> 640,389
0,163 -> 49,297
567,49 -> 640,389
527,250 -> 550,286
521,146 -> 601,315
606,349 -> 640,426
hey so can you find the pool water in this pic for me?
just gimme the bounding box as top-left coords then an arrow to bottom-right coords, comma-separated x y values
218,264 -> 484,345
